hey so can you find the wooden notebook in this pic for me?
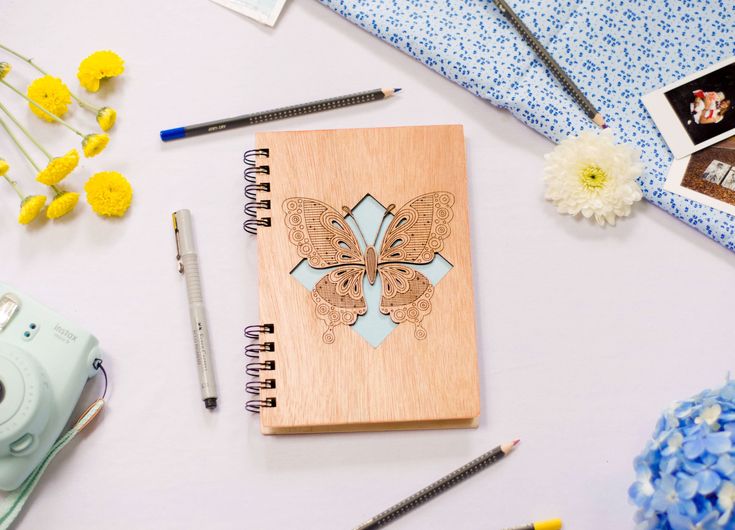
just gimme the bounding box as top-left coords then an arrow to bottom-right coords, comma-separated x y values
243,125 -> 480,434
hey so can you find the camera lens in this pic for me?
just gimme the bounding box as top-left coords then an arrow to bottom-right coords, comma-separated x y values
0,380 -> 4,404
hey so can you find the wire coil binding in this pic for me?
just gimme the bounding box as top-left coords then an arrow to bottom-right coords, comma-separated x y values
243,217 -> 270,234
243,148 -> 276,413
245,341 -> 274,359
246,398 -> 276,413
244,324 -> 274,339
246,360 -> 275,377
243,148 -> 271,233
244,200 -> 271,218
246,379 -> 276,395
244,148 -> 269,166
243,322 -> 276,413
244,164 -> 269,184
245,182 -> 270,200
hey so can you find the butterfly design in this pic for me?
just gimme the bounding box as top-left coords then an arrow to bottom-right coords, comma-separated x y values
283,192 -> 455,344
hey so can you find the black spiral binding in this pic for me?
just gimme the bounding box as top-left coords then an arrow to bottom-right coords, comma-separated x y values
243,148 -> 276,413
244,324 -> 276,413
244,323 -> 274,339
243,148 -> 271,235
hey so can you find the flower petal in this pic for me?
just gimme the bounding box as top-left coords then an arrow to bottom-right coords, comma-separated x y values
682,459 -> 706,475
718,481 -> 735,512
662,456 -> 681,475
629,482 -> 655,508
695,469 -> 721,495
705,432 -> 732,455
667,509 -> 693,530
675,474 -> 699,500
684,437 -> 706,459
716,455 -> 735,477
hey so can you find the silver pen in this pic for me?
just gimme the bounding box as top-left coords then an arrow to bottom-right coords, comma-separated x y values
172,209 -> 218,410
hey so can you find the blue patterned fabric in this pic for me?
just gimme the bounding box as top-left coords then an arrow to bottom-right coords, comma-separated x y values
319,0 -> 735,251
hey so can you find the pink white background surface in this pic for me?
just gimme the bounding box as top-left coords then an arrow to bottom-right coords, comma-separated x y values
1,1 -> 734,528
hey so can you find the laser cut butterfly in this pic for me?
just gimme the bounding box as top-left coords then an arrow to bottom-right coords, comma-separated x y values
283,192 -> 455,344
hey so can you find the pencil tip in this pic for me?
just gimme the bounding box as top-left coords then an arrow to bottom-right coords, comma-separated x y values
513,439 -> 520,447
593,113 -> 607,129
394,88 -> 402,93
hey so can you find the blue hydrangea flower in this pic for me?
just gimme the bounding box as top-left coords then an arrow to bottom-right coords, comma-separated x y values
630,380 -> 735,529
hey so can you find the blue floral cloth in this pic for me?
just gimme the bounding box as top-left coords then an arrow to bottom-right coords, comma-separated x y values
319,0 -> 735,251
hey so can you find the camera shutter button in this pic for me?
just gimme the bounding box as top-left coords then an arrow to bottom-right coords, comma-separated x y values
9,433 -> 35,455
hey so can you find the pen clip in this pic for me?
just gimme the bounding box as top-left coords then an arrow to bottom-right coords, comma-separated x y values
172,213 -> 184,274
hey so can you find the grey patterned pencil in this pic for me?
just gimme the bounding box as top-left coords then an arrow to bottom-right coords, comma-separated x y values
492,0 -> 607,128
160,88 -> 401,141
353,440 -> 520,530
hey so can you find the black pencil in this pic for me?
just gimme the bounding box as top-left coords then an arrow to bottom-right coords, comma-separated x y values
353,440 -> 520,530
491,0 -> 606,128
160,88 -> 401,141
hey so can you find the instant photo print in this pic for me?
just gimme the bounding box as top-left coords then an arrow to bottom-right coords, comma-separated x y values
664,137 -> 735,216
643,57 -> 735,159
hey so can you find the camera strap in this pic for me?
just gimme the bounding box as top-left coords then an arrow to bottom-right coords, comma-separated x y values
0,399 -> 105,530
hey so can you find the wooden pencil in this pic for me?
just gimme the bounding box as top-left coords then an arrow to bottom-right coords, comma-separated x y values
492,0 -> 607,128
353,440 -> 520,530
160,88 -> 401,141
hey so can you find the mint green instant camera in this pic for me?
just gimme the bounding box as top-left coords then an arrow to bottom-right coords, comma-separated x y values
0,283 -> 102,491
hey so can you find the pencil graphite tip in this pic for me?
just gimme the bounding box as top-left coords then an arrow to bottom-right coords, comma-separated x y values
593,113 -> 607,129
500,439 -> 520,454
394,87 -> 402,93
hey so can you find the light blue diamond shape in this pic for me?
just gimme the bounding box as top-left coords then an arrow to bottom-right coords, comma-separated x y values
290,194 -> 453,347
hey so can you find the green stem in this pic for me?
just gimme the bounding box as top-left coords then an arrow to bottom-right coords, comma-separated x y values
0,43 -> 101,112
1,173 -> 25,200
0,43 -> 33,67
0,100 -> 52,160
50,184 -> 62,196
0,114 -> 41,171
0,79 -> 84,137
73,97 -> 99,113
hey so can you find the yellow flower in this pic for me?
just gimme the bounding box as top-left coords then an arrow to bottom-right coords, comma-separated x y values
0,62 -> 10,80
82,133 -> 109,158
27,75 -> 72,122
84,171 -> 133,217
36,149 -> 79,185
0,158 -> 9,176
46,191 -> 79,219
77,51 -> 124,92
18,195 -> 46,225
96,107 -> 116,131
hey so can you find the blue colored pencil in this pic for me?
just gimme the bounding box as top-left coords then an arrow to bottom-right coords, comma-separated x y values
160,88 -> 401,142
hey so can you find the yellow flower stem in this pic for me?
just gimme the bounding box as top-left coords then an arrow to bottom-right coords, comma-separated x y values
0,114 -> 41,171
0,43 -> 101,113
0,79 -> 84,138
0,100 -> 52,160
1,173 -> 24,200
70,95 -> 99,113
50,184 -> 63,196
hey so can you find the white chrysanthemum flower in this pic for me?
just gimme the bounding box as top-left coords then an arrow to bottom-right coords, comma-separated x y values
544,129 -> 643,226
